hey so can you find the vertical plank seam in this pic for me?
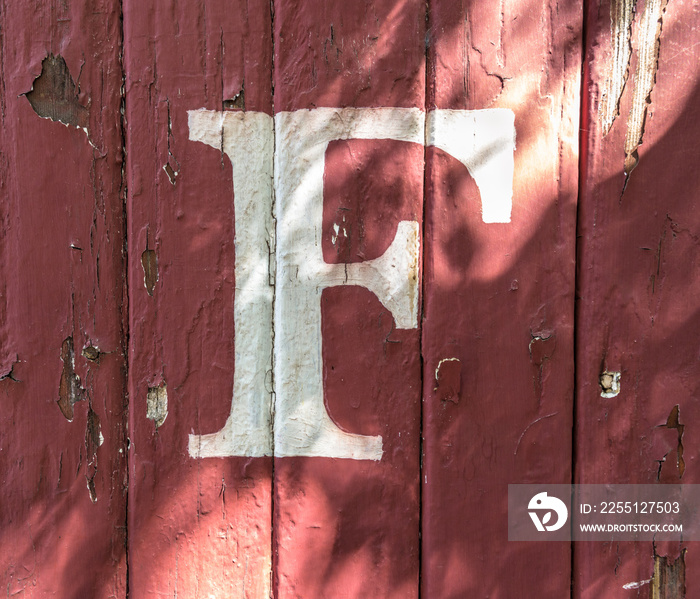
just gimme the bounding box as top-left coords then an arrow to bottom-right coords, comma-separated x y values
0,0 -> 5,124
118,0 -> 131,594
419,0 -> 431,596
572,0 -> 592,595
269,1 -> 277,597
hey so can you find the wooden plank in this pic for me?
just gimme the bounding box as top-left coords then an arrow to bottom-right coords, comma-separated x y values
123,1 -> 273,596
421,0 -> 581,596
271,1 -> 426,596
575,0 -> 700,595
0,1 -> 128,596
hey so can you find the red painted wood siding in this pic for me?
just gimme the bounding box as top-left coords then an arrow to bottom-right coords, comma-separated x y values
422,0 -> 580,595
123,1 -> 274,596
0,0 -> 698,597
0,1 -> 127,596
576,0 -> 700,596
272,1 -> 424,596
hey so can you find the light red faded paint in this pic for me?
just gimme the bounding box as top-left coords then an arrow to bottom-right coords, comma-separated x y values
124,0 -> 274,596
421,0 -> 581,596
0,1 -> 127,597
1,0 -> 699,597
576,0 -> 700,595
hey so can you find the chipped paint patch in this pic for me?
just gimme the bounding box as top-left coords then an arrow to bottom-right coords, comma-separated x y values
529,333 -> 556,365
223,86 -> 245,110
599,371 -> 621,398
0,355 -> 20,382
162,162 -> 178,184
599,0 -> 670,176
623,0 -> 669,176
623,579 -> 652,590
434,358 -> 461,404
331,214 -> 349,246
24,55 -> 91,142
659,404 -> 685,478
146,383 -> 168,429
599,0 -> 635,136
85,407 -> 103,503
141,247 -> 158,296
651,549 -> 686,599
57,337 -> 85,421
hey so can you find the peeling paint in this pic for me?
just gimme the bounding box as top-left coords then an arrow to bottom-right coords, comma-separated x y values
141,247 -> 158,296
651,549 -> 686,599
24,55 -> 90,140
623,0 -> 669,176
599,0 -> 669,177
659,404 -> 685,478
85,407 -> 103,503
529,333 -> 556,366
434,358 -> 461,404
529,332 -> 556,397
599,370 -> 621,398
146,384 -> 168,429
331,214 -> 349,246
599,0 -> 635,136
623,578 -> 652,590
162,162 -> 178,184
57,337 -> 85,421
163,99 -> 181,183
223,85 -> 245,111
0,355 -> 20,382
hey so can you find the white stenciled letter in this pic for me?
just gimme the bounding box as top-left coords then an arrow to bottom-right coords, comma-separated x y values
188,110 -> 275,458
427,109 -> 516,223
274,108 -> 425,459
187,106 -> 515,460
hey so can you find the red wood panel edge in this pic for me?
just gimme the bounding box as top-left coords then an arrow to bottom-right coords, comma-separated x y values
271,1 -> 426,597
123,0 -> 274,596
575,0 -> 700,596
0,1 -> 129,597
422,0 -> 581,596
